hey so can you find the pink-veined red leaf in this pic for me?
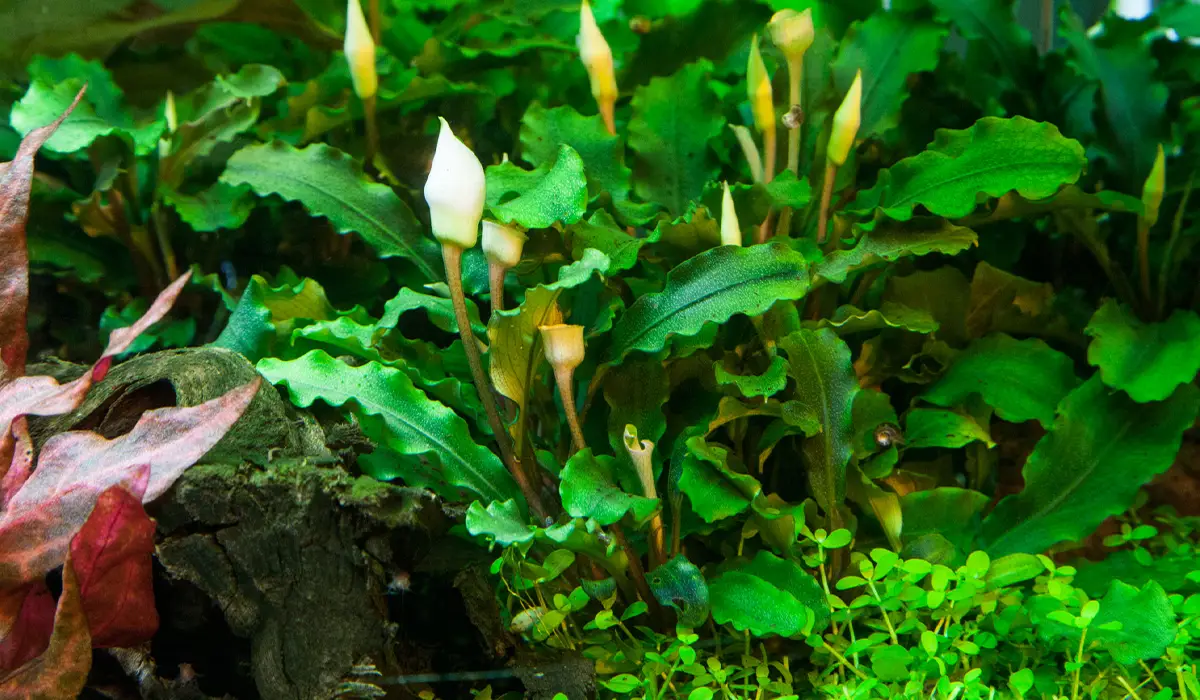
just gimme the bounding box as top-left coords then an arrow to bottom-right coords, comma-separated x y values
0,557 -> 91,698
0,582 -> 54,673
0,86 -> 87,385
0,418 -> 33,509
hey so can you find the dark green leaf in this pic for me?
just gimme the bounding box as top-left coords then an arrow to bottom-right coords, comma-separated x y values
814,219 -> 977,285
560,450 -> 658,526
708,551 -> 827,638
1085,301 -> 1200,403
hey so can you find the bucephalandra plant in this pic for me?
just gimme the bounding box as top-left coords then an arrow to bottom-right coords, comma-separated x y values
425,117 -> 546,518
539,322 -> 586,454
818,68 -> 862,244
720,181 -> 742,247
768,8 -> 814,176
482,220 -> 527,313
577,0 -> 618,136
344,0 -> 379,166
746,34 -> 776,186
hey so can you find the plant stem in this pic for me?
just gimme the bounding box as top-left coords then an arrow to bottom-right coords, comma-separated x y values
786,57 -> 803,175
1180,666 -> 1191,700
151,201 -> 179,282
1116,675 -> 1143,699
775,206 -> 793,239
817,162 -> 837,244
1072,628 -> 1087,700
600,100 -> 616,136
368,0 -> 381,43
822,641 -> 868,680
732,125 -> 765,183
1157,171 -> 1195,317
1137,219 -> 1152,310
1041,0 -> 1054,54
610,523 -> 664,626
552,365 -> 586,455
755,210 -> 775,244
1140,660 -> 1164,690
364,94 -> 379,170
763,125 -> 777,184
868,581 -> 898,645
442,244 -> 546,519
488,262 -> 508,314
849,269 -> 880,308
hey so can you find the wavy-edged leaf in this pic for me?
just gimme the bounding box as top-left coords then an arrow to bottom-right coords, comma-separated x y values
849,117 -> 1086,221
221,141 -> 440,280
708,551 -> 827,638
258,350 -> 519,505
604,357 -> 669,461
487,144 -> 588,228
900,487 -> 990,553
779,329 -> 858,518
715,355 -> 790,400
832,13 -> 948,140
814,219 -> 977,285
817,303 -> 938,335
1085,301 -> 1200,403
1092,580 -> 1176,665
980,378 -> 1200,557
162,182 -> 254,232
520,103 -> 633,205
922,333 -> 1078,428
465,499 -> 537,546
628,60 -> 723,216
678,437 -> 762,523
607,242 -> 809,365
560,449 -> 658,526
904,408 -> 994,449
647,555 -> 710,628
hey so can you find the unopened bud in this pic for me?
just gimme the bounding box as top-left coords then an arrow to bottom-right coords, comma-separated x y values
623,425 -> 656,499
1142,144 -> 1165,227
720,181 -> 741,247
164,91 -> 177,134
482,220 -> 527,269
578,0 -> 618,132
827,70 -> 862,167
425,117 -> 486,249
344,0 -> 377,100
539,324 -> 585,374
768,9 -> 814,63
747,34 -> 775,137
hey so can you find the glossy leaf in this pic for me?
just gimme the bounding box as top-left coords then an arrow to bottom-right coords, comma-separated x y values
714,355 -> 790,400
922,334 -> 1078,428
465,499 -> 537,547
259,350 -> 519,505
520,103 -> 634,205
779,329 -> 858,517
647,555 -> 710,628
162,182 -> 255,233
967,262 -> 1067,340
849,117 -> 1086,221
559,449 -> 658,526
900,487 -> 990,553
813,219 -> 977,285
817,303 -> 938,336
604,357 -> 669,459
487,145 -> 588,228
221,141 -> 441,280
904,408 -> 994,449
1092,580 -> 1176,665
708,551 -> 827,638
1085,301 -> 1200,403
980,378 -> 1200,557
678,437 -> 762,523
608,243 -> 809,365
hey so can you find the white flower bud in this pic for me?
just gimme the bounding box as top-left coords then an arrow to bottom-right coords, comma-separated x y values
539,324 -> 585,374
720,181 -> 742,247
344,0 -> 377,100
424,117 -> 486,249
482,220 -> 527,269
768,9 -> 814,63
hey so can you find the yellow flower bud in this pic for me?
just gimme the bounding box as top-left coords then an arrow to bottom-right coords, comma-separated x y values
768,9 -> 814,63
578,0 -> 618,132
539,324 -> 585,374
424,117 -> 486,249
344,0 -> 377,100
720,181 -> 742,247
623,425 -> 656,499
482,220 -> 527,269
827,69 -> 862,167
164,91 -> 177,134
1141,144 -> 1165,227
747,34 -> 775,137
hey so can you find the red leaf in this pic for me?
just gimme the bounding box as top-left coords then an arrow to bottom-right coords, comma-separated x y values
0,418 -> 34,509
0,582 -> 54,673
95,271 -> 192,381
0,379 -> 259,591
0,556 -> 92,698
0,86 -> 87,385
70,472 -> 157,648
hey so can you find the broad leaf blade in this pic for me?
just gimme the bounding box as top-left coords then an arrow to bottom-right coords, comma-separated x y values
1085,301 -> 1200,403
559,450 -> 657,526
487,145 -> 588,228
708,551 -> 827,638
813,219 -> 977,285
0,556 -> 90,696
607,243 -> 809,365
980,378 -> 1200,557
221,141 -> 441,280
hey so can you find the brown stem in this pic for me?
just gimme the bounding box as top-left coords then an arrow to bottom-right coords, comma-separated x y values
442,244 -> 546,518
363,94 -> 379,169
488,262 -> 508,314
1041,0 -> 1054,55
368,0 -> 382,44
151,202 -> 179,282
755,210 -> 775,245
763,125 -> 777,184
552,365 -> 586,455
599,99 -> 616,136
849,269 -> 881,308
611,523 -> 665,627
816,162 -> 837,244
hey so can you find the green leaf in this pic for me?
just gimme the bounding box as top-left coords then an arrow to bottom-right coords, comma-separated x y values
832,13 -> 948,140
604,357 -> 669,461
213,273 -> 366,362
922,334 -> 1078,428
1092,581 -> 1176,665
884,266 -> 971,345
900,488 -> 990,553
258,350 -> 520,506
678,437 -> 762,523
928,0 -> 1036,89
779,329 -> 858,516
715,355 -> 790,399
980,378 -> 1200,557
1085,301 -> 1200,403
813,219 -> 978,285
465,499 -> 537,546
221,141 -> 441,280
904,408 -> 994,449
709,551 -> 827,638
647,555 -> 710,628
566,210 -> 646,274
378,287 -> 485,337
628,60 -> 723,216
871,645 -> 913,683
488,286 -> 560,444
162,182 -> 254,233
560,450 -> 658,526
487,145 -> 588,228
848,117 -> 1086,221
520,103 -> 633,205
967,261 -> 1067,340
607,243 -> 809,365
817,302 -> 938,336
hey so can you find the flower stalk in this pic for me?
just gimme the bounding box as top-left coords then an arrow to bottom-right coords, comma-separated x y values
539,323 -> 587,454
482,220 -> 527,313
426,118 -> 546,518
624,426 -> 666,569
818,70 -> 861,244
769,9 -> 813,175
747,34 -> 776,183
345,0 -> 379,166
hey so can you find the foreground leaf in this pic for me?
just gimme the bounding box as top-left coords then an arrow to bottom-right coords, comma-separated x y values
487,145 -> 588,228
922,334 -> 1078,428
1092,580 -> 1175,665
0,557 -> 90,696
980,378 -> 1200,557
709,551 -> 827,638
849,117 -> 1086,221
259,350 -> 519,505
607,243 -> 809,365
647,556 -> 710,628
221,141 -> 440,280
560,450 -> 657,527
1085,301 -> 1200,403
